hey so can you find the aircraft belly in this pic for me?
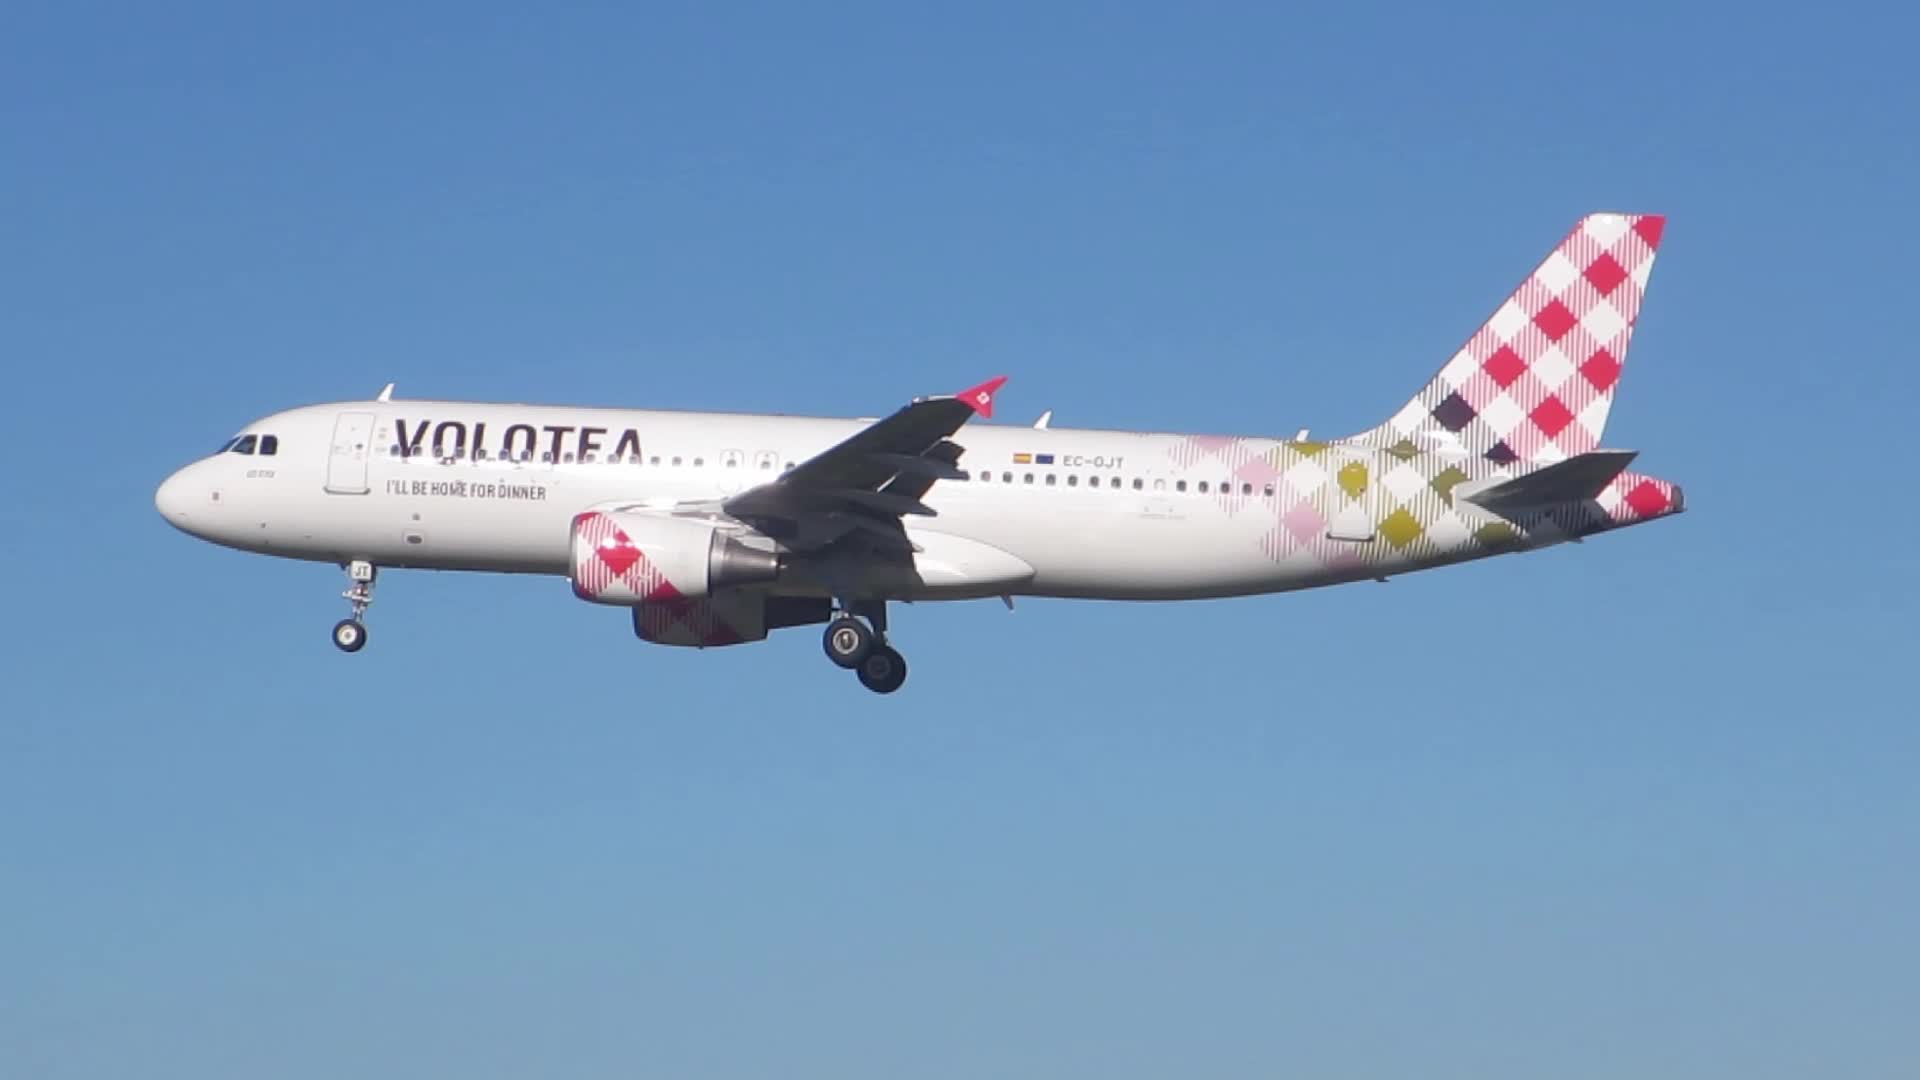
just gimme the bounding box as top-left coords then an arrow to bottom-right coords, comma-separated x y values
932,500 -> 1285,600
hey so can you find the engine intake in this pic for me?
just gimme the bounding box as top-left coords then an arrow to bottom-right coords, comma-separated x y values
571,510 -> 780,604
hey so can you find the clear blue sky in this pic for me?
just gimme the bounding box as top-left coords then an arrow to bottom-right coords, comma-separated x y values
4,3 -> 1916,1077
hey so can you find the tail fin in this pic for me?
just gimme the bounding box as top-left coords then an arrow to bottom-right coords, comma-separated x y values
1346,212 -> 1665,465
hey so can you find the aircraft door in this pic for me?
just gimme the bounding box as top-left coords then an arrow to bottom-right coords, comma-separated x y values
1325,448 -> 1378,542
325,411 -> 375,494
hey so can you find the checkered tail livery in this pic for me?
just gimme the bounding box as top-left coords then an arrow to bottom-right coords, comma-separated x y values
1347,212 -> 1665,466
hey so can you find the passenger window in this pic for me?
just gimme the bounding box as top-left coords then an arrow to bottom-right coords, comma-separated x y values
1263,483 -> 1275,497
542,452 -> 554,463
1132,478 -> 1143,491
1154,479 -> 1166,492
957,470 -> 970,480
233,435 -> 257,455
1001,471 -> 1012,483
1045,474 -> 1057,486
980,471 -> 990,482
693,457 -> 705,467
1067,475 -> 1078,487
671,456 -> 682,466
1176,480 -> 1187,492
1197,481 -> 1209,493
259,435 -> 279,456
755,451 -> 778,471
722,450 -> 743,469
1024,473 -> 1034,484
1241,483 -> 1252,495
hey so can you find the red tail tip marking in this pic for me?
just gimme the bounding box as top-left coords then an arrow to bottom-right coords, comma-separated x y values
956,375 -> 1008,418
1634,214 -> 1666,250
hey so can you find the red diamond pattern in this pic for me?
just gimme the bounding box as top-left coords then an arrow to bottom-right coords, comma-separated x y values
597,535 -> 641,577
1345,213 -> 1666,469
1530,395 -> 1574,438
1482,344 -> 1527,388
1583,252 -> 1627,295
1623,479 -> 1670,518
1580,348 -> 1622,392
1533,300 -> 1578,341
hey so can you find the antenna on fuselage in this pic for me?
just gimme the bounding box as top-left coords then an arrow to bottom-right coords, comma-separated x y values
1034,410 -> 1052,430
376,383 -> 395,402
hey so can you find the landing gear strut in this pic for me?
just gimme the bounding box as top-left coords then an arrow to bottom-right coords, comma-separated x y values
823,600 -> 907,694
333,560 -> 376,653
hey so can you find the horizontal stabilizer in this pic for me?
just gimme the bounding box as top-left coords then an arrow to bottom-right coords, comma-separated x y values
1460,450 -> 1639,515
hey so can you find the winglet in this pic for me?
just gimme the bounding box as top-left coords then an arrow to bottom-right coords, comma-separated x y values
954,376 -> 1008,419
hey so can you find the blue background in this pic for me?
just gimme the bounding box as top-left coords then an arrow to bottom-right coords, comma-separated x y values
4,3 -> 1915,1077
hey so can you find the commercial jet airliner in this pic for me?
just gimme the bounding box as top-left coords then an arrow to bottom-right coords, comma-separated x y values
156,213 -> 1682,693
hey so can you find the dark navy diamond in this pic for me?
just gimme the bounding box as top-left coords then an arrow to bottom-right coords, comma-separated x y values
1430,391 -> 1478,433
1484,440 -> 1520,465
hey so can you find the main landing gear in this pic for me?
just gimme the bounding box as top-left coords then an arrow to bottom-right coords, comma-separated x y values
332,560 -> 376,654
822,601 -> 907,694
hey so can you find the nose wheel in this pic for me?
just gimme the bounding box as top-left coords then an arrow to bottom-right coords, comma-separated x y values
332,618 -> 368,652
333,560 -> 376,653
823,601 -> 908,694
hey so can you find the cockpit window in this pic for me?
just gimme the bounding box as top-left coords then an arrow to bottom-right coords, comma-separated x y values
259,435 -> 278,456
232,435 -> 258,455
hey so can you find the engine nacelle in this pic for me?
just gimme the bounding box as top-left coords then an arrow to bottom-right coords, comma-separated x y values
632,593 -> 832,648
570,510 -> 781,604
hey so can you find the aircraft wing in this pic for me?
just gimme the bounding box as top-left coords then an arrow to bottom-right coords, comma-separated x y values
722,376 -> 1005,549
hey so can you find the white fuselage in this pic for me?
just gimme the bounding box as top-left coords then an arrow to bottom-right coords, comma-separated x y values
155,399 -> 1556,602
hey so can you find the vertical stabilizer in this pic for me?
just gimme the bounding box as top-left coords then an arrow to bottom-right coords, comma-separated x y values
1345,213 -> 1665,465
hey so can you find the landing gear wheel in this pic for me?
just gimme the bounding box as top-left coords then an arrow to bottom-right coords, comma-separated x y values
856,646 -> 908,694
823,617 -> 874,669
332,618 -> 368,653
333,560 -> 377,653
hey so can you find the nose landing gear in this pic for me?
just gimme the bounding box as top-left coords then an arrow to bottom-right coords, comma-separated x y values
333,560 -> 376,653
822,600 -> 908,694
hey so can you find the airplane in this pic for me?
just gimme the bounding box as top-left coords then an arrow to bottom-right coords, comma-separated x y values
156,212 -> 1683,694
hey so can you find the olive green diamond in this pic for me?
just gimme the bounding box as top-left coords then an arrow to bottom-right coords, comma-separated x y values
1379,508 -> 1424,548
1430,466 -> 1470,504
1474,521 -> 1519,549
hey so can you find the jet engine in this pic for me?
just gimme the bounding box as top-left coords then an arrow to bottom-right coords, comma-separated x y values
570,510 -> 781,604
631,593 -> 832,647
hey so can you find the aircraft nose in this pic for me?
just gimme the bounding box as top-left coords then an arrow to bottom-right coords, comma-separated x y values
155,467 -> 197,528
